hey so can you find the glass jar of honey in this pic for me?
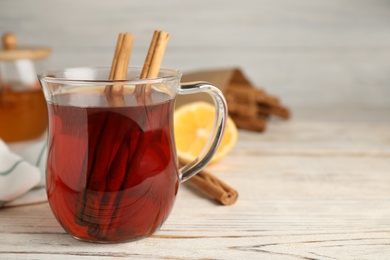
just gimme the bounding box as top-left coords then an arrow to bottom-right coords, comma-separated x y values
0,33 -> 51,142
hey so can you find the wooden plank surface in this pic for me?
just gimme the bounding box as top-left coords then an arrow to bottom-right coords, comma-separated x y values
1,108 -> 389,259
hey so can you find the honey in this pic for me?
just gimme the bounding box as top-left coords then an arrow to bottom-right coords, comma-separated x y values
0,32 -> 51,142
0,83 -> 47,142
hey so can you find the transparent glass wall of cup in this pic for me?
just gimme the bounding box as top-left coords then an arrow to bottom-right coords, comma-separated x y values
38,66 -> 227,243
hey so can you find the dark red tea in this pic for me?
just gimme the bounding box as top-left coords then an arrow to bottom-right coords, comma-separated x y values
46,89 -> 179,242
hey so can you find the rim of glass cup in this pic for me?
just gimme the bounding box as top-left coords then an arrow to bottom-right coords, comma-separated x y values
38,66 -> 183,85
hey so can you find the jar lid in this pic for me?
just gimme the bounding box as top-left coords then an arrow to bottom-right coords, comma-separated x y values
0,33 -> 51,61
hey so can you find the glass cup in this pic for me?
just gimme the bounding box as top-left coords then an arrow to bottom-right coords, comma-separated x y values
38,66 -> 227,243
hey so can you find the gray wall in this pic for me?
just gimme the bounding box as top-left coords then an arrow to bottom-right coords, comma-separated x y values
1,0 -> 389,109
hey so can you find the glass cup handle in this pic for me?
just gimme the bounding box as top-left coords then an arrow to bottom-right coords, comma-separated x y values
178,81 -> 227,183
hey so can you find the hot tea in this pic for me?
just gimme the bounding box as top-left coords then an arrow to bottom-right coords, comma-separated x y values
46,88 -> 179,242
39,66 -> 227,243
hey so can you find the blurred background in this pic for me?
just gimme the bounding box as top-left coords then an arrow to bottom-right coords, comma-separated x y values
1,0 -> 389,110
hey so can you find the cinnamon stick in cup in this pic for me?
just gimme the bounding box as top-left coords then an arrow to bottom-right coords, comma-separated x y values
135,30 -> 170,104
76,32 -> 135,234
140,30 -> 170,79
93,31 -> 169,238
104,32 -> 134,106
77,30 -> 234,240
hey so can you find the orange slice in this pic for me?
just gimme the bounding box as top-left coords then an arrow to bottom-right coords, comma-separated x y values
174,101 -> 238,164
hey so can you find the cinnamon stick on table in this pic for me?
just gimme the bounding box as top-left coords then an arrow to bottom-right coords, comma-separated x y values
179,161 -> 238,206
189,169 -> 238,206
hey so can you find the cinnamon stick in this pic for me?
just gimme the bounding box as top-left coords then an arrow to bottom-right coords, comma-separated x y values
179,161 -> 238,205
257,104 -> 291,119
76,31 -> 177,239
76,32 -> 134,233
108,33 -> 124,81
190,170 -> 238,206
226,97 -> 258,118
139,31 -> 160,79
104,32 -> 134,106
231,115 -> 267,132
225,83 -> 291,132
136,30 -> 170,102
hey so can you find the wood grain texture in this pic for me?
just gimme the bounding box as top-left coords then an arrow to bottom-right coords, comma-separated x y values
1,108 -> 390,259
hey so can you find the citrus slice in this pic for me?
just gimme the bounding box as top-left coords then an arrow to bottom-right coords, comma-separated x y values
174,101 -> 238,164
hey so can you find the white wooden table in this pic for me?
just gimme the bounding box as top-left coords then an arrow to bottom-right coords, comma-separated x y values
1,107 -> 389,259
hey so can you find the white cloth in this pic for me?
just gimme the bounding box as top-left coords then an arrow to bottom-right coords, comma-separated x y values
0,139 -> 47,207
